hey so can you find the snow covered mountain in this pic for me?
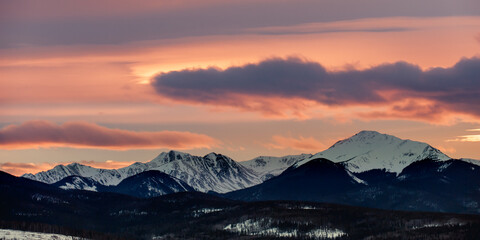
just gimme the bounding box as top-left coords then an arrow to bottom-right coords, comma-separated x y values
239,154 -> 312,181
23,151 -> 262,193
295,130 -> 450,173
22,163 -> 137,186
22,162 -> 145,186
143,151 -> 261,193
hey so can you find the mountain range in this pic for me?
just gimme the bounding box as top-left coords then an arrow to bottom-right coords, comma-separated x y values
24,151 -> 261,193
19,130 -> 480,214
3,170 -> 479,239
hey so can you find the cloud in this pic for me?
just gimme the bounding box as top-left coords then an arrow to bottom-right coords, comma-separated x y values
3,0 -> 479,47
436,146 -> 456,154
448,135 -> 480,142
0,162 -> 55,176
447,128 -> 480,142
265,135 -> 326,151
77,160 -> 137,169
0,160 -> 139,176
152,57 -> 480,121
0,120 -> 219,150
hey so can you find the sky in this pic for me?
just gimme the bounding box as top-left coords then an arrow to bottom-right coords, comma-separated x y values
1,0 -> 480,175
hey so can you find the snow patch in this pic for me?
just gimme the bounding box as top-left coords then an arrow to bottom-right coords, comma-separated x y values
347,171 -> 367,185
192,208 -> 223,217
0,229 -> 87,240
438,162 -> 452,172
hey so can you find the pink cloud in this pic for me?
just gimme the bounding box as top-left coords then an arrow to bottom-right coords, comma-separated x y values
265,135 -> 326,151
0,120 -> 219,150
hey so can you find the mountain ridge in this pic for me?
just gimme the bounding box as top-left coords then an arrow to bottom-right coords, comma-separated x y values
21,130 -> 479,195
22,150 -> 262,193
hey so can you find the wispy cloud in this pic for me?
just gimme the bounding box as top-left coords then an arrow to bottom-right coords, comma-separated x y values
265,135 -> 326,151
448,135 -> 480,142
447,128 -> 480,142
0,120 -> 220,150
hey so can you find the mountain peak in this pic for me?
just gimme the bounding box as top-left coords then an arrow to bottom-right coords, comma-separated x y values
151,150 -> 193,164
296,131 -> 450,173
66,162 -> 90,169
204,152 -> 221,159
334,130 -> 398,145
357,130 -> 382,136
353,130 -> 393,140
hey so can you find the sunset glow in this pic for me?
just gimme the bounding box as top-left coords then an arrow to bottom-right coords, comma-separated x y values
1,0 -> 480,175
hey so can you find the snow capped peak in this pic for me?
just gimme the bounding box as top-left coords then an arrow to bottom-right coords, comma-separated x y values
330,130 -> 399,147
147,151 -> 261,193
151,150 -> 194,165
204,152 -> 222,159
295,130 -> 451,174
67,162 -> 82,167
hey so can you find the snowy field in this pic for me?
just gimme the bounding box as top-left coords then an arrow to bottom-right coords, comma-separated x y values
0,229 -> 86,240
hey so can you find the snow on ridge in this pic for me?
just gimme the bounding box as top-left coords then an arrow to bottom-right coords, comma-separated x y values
460,158 -> 480,167
240,154 -> 312,181
58,176 -> 98,191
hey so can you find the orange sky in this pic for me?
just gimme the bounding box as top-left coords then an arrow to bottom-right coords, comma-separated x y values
1,0 -> 480,175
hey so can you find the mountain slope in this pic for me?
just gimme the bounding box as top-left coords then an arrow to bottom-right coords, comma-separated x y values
23,151 -> 262,193
226,158 -> 365,201
295,130 -> 450,173
110,170 -> 195,198
239,154 -> 312,181
146,152 -> 261,193
51,175 -> 107,192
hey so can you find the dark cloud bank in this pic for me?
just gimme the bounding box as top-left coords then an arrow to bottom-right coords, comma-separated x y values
152,57 -> 480,118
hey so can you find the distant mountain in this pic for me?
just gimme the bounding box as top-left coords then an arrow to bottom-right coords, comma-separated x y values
24,150 -> 261,193
226,158 -> 365,202
295,130 -> 450,173
22,162 -> 143,186
22,131 -> 479,196
110,170 -> 195,198
239,154 -> 312,181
